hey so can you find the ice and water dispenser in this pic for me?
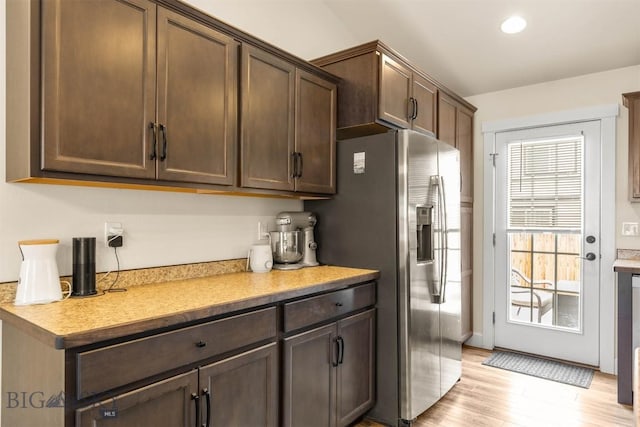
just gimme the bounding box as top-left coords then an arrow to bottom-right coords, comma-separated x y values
416,205 -> 433,263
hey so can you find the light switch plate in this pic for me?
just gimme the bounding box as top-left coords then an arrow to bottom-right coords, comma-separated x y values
622,222 -> 639,236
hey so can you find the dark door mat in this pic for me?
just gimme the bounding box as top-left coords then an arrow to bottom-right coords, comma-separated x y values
482,350 -> 594,388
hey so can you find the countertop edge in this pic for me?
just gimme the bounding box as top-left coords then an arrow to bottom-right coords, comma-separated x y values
613,259 -> 640,273
0,309 -> 65,349
2,270 -> 380,350
614,266 -> 640,274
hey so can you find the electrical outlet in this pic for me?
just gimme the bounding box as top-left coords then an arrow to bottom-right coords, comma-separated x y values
257,221 -> 269,241
105,222 -> 124,247
622,222 -> 639,236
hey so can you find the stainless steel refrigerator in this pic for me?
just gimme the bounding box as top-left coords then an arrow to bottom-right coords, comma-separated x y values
305,129 -> 462,426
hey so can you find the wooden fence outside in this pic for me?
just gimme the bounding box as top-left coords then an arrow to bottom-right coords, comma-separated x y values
510,232 -> 581,284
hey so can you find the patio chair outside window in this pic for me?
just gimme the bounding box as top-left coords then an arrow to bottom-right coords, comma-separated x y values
510,268 -> 553,323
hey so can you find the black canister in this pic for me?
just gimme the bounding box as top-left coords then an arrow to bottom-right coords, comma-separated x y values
72,237 -> 97,297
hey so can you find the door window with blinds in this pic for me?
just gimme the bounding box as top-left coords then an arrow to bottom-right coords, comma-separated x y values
507,136 -> 583,330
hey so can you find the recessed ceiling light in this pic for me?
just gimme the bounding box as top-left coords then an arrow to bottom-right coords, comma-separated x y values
501,15 -> 527,34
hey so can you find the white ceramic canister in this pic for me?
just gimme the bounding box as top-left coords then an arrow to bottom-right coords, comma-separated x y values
247,242 -> 273,273
15,239 -> 71,305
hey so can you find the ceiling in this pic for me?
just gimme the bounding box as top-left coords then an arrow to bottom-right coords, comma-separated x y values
320,0 -> 640,97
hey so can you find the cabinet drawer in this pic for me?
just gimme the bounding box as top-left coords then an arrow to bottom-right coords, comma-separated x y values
77,306 -> 276,398
283,282 -> 375,332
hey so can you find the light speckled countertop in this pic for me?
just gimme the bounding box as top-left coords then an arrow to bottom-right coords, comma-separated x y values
0,266 -> 379,349
613,259 -> 640,273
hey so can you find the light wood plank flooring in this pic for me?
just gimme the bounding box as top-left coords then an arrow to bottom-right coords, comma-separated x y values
358,346 -> 632,426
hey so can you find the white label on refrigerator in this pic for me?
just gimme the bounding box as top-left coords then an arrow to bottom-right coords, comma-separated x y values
353,152 -> 365,174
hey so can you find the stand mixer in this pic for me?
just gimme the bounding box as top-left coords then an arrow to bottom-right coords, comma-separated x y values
270,212 -> 319,270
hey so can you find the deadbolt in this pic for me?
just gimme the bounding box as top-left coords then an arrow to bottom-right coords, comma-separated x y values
586,235 -> 596,244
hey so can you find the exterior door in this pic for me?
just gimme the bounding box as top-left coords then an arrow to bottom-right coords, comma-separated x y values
156,8 -> 238,185
494,121 -> 601,366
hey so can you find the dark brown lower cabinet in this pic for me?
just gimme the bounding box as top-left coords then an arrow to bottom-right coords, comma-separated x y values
75,370 -> 198,427
283,309 -> 376,427
76,343 -> 278,427
336,309 -> 376,426
199,342 -> 279,427
3,282 -> 378,427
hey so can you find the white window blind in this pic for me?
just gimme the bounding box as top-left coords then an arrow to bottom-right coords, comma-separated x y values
507,136 -> 583,231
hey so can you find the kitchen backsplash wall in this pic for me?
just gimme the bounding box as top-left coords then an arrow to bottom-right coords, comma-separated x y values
0,0 -> 363,283
0,180 -> 300,283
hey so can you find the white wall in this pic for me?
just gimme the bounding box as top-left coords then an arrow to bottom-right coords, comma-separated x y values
0,0 -> 359,283
466,65 -> 640,335
185,0 -> 358,60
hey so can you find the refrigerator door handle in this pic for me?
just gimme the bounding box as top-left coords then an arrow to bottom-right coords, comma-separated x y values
438,175 -> 448,302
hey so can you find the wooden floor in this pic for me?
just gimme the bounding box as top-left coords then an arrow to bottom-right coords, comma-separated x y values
357,346 -> 633,426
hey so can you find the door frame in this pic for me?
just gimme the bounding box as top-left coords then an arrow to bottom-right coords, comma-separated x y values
479,104 -> 618,373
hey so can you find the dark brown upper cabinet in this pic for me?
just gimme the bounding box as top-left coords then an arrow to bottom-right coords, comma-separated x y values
295,70 -> 337,194
437,92 -> 458,147
624,92 -> 640,201
39,0 -> 237,185
241,45 -> 296,191
379,54 -> 437,135
438,92 -> 474,204
7,0 -> 338,198
156,8 -> 237,185
312,41 -> 443,140
41,0 -> 158,180
241,46 -> 336,194
411,74 -> 438,136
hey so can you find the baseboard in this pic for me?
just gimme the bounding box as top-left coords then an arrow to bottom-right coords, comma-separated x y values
464,332 -> 490,349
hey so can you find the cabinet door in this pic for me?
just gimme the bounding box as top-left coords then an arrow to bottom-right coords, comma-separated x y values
624,92 -> 640,200
156,8 -> 238,185
457,106 -> 474,203
460,205 -> 473,341
411,74 -> 437,135
199,343 -> 278,427
295,69 -> 337,194
241,45 -> 295,191
76,370 -> 197,427
42,0 -> 157,179
283,323 -> 337,427
336,309 -> 376,427
378,53 -> 412,129
437,92 -> 457,147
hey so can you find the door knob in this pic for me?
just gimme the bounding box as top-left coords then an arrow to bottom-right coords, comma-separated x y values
582,252 -> 597,261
